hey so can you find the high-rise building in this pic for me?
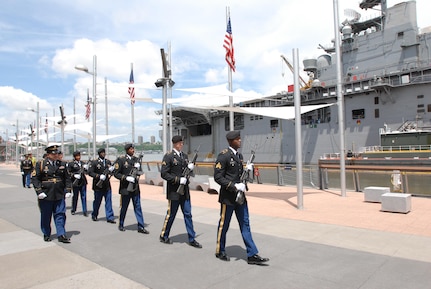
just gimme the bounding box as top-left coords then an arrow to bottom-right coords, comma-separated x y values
138,136 -> 143,144
150,136 -> 155,144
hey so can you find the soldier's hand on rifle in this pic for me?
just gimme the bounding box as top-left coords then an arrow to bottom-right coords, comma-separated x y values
187,163 -> 195,171
246,163 -> 254,172
234,183 -> 246,192
180,177 -> 187,185
126,176 -> 135,183
99,174 -> 106,181
38,192 -> 47,199
108,166 -> 115,172
65,192 -> 72,198
74,174 -> 81,179
134,163 -> 140,169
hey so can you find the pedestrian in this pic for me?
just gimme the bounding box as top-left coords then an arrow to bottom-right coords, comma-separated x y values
159,135 -> 202,248
31,145 -> 72,243
68,151 -> 88,216
20,153 -> 33,188
113,143 -> 149,234
214,130 -> 269,265
87,148 -> 116,224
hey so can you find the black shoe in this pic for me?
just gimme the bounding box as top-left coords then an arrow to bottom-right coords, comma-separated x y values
107,219 -> 116,224
83,212 -> 88,217
247,254 -> 269,265
91,215 -> 98,221
43,235 -> 51,242
138,228 -> 149,234
188,240 -> 202,248
118,226 -> 125,232
159,236 -> 173,244
215,252 -> 230,261
58,235 -> 71,243
71,211 -> 76,215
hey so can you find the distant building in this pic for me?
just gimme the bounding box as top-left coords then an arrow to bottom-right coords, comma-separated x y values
150,136 -> 155,144
138,136 -> 143,144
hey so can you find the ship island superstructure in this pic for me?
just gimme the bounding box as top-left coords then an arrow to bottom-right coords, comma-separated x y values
162,0 -> 431,164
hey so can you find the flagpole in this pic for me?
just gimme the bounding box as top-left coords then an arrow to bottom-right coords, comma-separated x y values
130,63 -> 135,144
73,96 -> 77,152
105,77 -> 109,157
227,7 -> 234,131
87,88 -> 91,159
45,113 -> 48,148
168,42 -> 173,150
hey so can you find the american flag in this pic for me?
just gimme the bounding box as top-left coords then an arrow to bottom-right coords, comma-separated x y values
85,89 -> 91,120
129,68 -> 135,105
223,14 -> 235,72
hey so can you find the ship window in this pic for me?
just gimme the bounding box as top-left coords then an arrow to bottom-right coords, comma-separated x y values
374,97 -> 379,105
428,104 -> 431,112
374,109 -> 379,118
352,109 -> 365,119
224,114 -> 244,131
397,32 -> 404,39
417,109 -> 425,113
270,119 -> 279,128
418,104 -> 424,108
188,124 -> 212,136
417,94 -> 424,99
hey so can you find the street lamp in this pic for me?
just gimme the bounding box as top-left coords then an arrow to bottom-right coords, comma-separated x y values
27,101 -> 39,159
11,120 -> 19,167
75,55 -> 97,159
155,78 -> 175,155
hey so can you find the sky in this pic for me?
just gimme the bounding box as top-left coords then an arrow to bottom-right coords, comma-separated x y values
0,0 -> 430,146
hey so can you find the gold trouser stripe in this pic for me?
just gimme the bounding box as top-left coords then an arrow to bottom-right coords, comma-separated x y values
216,203 -> 227,254
160,200 -> 172,237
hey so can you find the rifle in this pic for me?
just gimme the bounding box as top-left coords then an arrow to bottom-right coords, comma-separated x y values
72,163 -> 85,187
177,145 -> 200,195
96,164 -> 112,188
127,154 -> 144,193
235,150 -> 255,205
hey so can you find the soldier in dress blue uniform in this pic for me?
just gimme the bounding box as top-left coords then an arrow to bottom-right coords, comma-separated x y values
87,148 -> 116,223
31,145 -> 72,243
68,151 -> 88,216
113,143 -> 149,234
159,135 -> 202,248
214,131 -> 269,265
20,154 -> 34,188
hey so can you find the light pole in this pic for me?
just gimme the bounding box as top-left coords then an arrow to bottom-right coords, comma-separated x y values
75,55 -> 97,159
27,101 -> 40,159
11,120 -> 19,166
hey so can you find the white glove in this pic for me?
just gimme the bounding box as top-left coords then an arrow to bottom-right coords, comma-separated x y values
134,162 -> 140,169
38,192 -> 47,199
99,174 -> 106,181
187,163 -> 195,171
180,177 -> 187,185
65,192 -> 72,198
126,176 -> 135,183
21,172 -> 24,175
83,164 -> 89,170
234,183 -> 246,192
108,166 -> 115,172
246,163 -> 254,172
74,174 -> 81,179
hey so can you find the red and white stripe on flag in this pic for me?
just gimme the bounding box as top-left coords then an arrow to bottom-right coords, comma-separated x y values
223,15 -> 235,72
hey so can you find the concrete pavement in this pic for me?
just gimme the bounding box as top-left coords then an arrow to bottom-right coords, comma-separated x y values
1,163 -> 431,289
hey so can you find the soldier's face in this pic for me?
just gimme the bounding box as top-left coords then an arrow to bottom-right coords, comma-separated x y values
127,147 -> 135,156
173,141 -> 184,151
229,137 -> 241,150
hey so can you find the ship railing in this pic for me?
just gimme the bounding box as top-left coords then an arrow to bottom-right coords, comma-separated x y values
361,145 -> 431,153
